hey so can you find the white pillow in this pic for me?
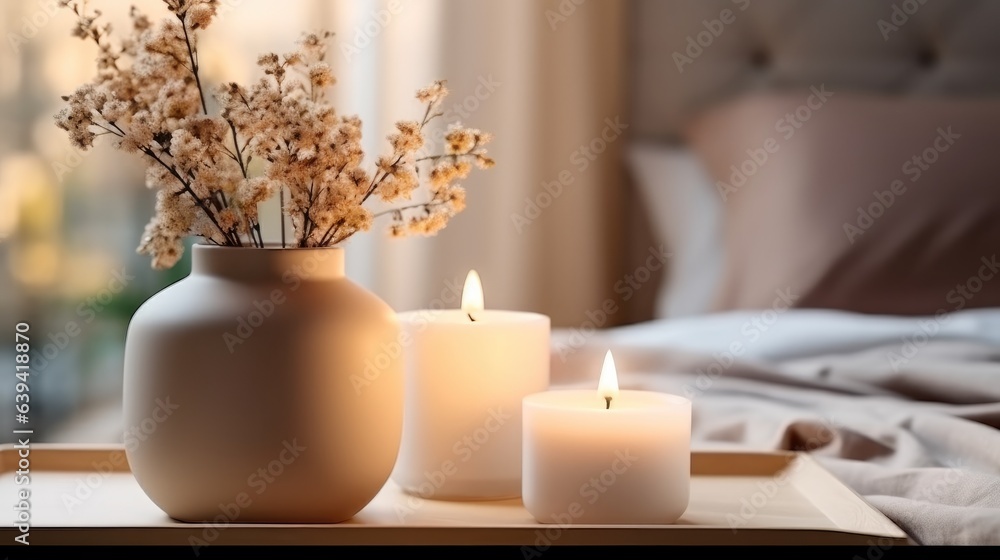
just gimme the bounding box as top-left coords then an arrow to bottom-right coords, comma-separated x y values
626,143 -> 723,319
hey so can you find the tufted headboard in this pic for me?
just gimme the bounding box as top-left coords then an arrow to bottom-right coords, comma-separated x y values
630,0 -> 1000,142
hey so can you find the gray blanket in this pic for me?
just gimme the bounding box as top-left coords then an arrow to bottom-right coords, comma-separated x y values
551,334 -> 1000,545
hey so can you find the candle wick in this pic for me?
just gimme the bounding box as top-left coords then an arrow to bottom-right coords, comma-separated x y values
467,312 -> 476,322
605,396 -> 612,410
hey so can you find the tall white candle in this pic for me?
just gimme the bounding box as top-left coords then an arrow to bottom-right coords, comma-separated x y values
522,351 -> 690,524
393,270 -> 550,500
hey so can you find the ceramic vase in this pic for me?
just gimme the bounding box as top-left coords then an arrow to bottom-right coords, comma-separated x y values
123,244 -> 403,522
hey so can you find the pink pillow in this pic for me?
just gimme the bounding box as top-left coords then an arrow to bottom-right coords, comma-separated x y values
685,91 -> 1000,315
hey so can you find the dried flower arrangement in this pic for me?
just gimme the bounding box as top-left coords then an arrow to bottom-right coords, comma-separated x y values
55,0 -> 495,269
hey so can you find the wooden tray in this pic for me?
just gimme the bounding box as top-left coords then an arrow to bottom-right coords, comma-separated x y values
0,445 -> 909,546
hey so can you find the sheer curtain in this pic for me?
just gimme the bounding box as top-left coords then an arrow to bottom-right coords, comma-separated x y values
0,0 -> 631,442
324,0 -> 629,327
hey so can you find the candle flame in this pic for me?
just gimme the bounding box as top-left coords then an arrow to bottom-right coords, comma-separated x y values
462,270 -> 484,313
598,350 -> 619,406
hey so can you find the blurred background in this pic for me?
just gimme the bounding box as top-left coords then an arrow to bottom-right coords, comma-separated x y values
4,0 -> 1000,442
1,0 -> 634,442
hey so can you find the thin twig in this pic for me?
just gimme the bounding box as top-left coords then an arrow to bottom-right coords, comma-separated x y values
279,185 -> 286,248
227,120 -> 248,178
317,217 -> 344,247
371,200 -> 445,219
253,222 -> 263,247
105,122 -> 232,244
303,179 -> 315,242
138,145 -> 234,244
358,103 -> 441,208
179,14 -> 208,115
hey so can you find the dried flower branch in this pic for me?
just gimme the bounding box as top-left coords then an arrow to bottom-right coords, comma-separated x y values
55,0 -> 495,269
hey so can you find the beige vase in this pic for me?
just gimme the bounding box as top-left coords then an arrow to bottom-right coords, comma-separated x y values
122,244 -> 403,522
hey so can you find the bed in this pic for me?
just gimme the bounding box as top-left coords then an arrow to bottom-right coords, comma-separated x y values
553,0 -> 1000,545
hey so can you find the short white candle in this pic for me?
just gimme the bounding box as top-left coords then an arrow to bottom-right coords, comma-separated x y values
522,351 -> 690,524
393,270 -> 550,500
